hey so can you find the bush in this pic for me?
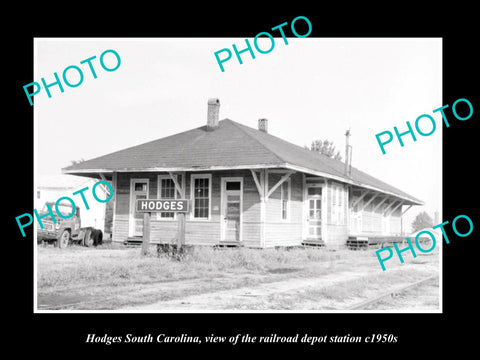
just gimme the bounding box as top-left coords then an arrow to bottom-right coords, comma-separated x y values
156,244 -> 193,261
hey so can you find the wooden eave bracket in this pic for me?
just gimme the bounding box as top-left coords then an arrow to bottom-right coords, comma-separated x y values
351,189 -> 371,208
250,169 -> 294,202
372,195 -> 388,212
386,201 -> 404,217
168,171 -> 185,197
401,204 -> 413,216
97,173 -> 111,197
382,199 -> 399,216
358,192 -> 379,211
265,170 -> 294,200
250,169 -> 264,198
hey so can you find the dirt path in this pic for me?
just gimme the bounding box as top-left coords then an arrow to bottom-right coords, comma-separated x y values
37,247 -> 439,311
121,271 -> 367,311
362,276 -> 440,311
121,265 -> 439,311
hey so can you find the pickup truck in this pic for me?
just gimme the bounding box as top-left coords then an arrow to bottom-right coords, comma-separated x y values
36,202 -> 103,248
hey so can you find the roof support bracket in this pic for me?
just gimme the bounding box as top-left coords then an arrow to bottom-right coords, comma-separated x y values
96,173 -> 111,197
401,204 -> 413,217
351,190 -> 371,208
372,195 -> 388,212
358,192 -> 379,212
250,169 -> 264,198
359,193 -> 380,211
265,170 -> 294,200
250,169 -> 267,248
168,171 -> 185,198
382,199 -> 398,216
387,201 -> 404,216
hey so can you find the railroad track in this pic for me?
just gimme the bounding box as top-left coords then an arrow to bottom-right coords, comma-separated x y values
38,273 -> 440,311
346,274 -> 439,310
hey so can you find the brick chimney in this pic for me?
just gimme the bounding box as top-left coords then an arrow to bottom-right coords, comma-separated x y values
207,98 -> 220,130
258,118 -> 268,133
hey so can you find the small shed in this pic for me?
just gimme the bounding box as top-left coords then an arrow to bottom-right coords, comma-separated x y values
63,99 -> 423,248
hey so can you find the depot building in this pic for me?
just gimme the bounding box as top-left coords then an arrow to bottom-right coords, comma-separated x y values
63,99 -> 422,248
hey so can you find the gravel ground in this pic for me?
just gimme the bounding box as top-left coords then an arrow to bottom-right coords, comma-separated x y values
37,244 -> 440,311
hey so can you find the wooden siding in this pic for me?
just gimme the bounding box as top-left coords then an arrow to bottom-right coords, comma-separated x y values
324,181 -> 348,246
112,170 -> 308,248
264,172 -> 303,247
389,207 -> 402,235
362,211 -> 382,234
325,224 -> 348,247
112,217 -> 128,242
111,170 -> 405,248
112,170 -> 263,247
112,171 -> 154,242
349,192 -> 403,237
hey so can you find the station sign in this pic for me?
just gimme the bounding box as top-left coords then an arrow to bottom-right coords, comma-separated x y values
136,199 -> 189,213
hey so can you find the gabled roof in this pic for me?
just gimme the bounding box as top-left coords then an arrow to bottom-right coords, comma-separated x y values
63,119 -> 422,205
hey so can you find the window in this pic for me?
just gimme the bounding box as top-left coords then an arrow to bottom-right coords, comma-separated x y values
307,187 -> 322,196
157,175 -> 180,220
130,179 -> 149,237
280,179 -> 291,220
191,174 -> 211,220
134,182 -> 147,192
330,184 -> 346,225
226,181 -> 241,191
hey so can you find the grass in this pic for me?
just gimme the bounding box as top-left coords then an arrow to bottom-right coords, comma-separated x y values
362,276 -> 440,310
36,243 -> 440,310
37,245 -> 351,289
261,267 -> 436,310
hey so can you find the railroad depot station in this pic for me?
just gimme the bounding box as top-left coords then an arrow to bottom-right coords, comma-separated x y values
63,99 -> 423,248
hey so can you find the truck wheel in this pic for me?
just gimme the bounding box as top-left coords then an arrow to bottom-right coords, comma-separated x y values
83,229 -> 94,247
58,230 -> 70,249
93,230 -> 103,246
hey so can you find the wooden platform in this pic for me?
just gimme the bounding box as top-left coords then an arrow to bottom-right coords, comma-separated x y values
346,235 -> 431,249
346,238 -> 369,249
347,235 -> 407,249
123,237 -> 143,246
215,241 -> 244,248
302,239 -> 325,247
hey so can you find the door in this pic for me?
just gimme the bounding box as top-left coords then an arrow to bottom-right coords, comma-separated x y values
307,185 -> 322,240
129,179 -> 149,237
221,178 -> 243,243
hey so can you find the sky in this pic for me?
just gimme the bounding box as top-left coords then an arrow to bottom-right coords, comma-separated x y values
34,37 -> 442,232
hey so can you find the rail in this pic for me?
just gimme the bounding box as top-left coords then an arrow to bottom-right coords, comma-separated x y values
346,274 -> 439,310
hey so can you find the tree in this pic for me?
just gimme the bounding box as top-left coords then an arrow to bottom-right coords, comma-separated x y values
70,158 -> 85,165
306,139 -> 342,160
411,211 -> 434,232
